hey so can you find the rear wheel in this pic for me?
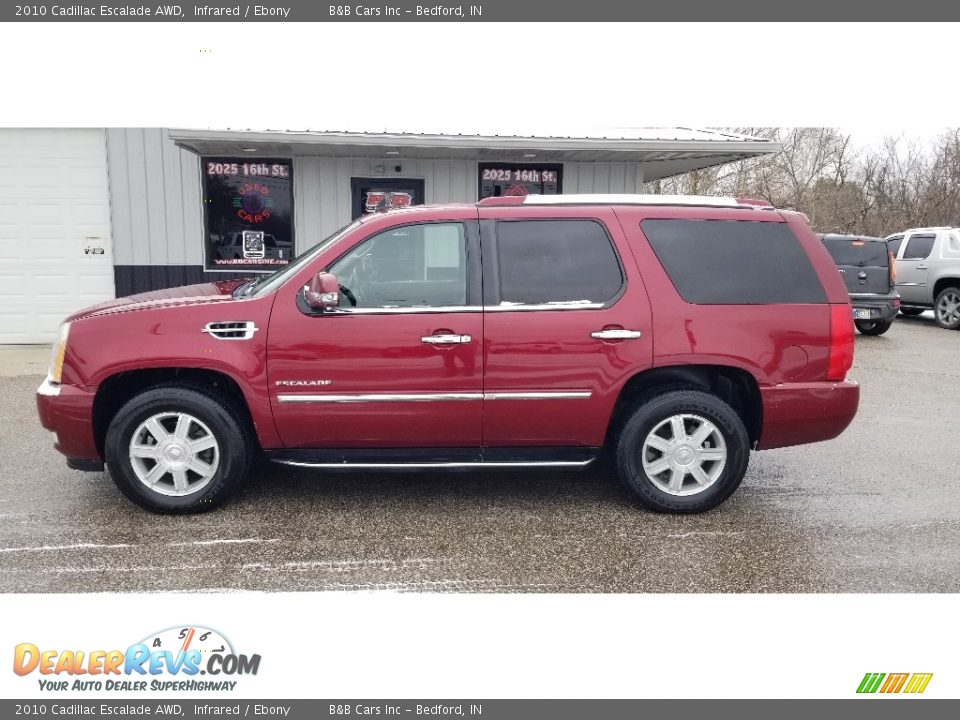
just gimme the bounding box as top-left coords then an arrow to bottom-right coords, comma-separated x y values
934,287 -> 960,329
104,385 -> 254,513
615,390 -> 750,513
899,307 -> 925,317
855,319 -> 894,336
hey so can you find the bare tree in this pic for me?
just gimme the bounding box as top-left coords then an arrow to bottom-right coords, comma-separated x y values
648,127 -> 960,236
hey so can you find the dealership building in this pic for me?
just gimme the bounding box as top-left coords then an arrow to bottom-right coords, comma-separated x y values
0,127 -> 779,343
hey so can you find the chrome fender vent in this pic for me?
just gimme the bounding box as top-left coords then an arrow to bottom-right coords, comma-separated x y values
201,321 -> 259,340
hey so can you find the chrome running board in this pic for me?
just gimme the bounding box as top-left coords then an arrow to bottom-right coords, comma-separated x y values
271,459 -> 594,469
265,447 -> 599,469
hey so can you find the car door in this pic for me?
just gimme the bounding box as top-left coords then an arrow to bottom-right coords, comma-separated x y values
478,207 -> 653,450
896,232 -> 936,303
267,213 -> 484,451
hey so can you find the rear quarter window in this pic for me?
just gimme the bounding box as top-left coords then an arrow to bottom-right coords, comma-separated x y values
641,219 -> 827,305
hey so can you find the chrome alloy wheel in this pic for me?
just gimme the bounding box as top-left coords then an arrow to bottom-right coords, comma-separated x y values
128,412 -> 220,497
936,289 -> 960,326
641,414 -> 727,496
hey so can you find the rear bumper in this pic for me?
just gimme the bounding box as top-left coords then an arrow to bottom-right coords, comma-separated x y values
850,293 -> 900,323
756,379 -> 860,450
36,378 -> 101,464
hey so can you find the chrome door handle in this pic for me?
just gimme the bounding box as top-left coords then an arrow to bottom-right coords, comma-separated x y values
421,334 -> 472,345
916,264 -> 928,270
591,329 -> 643,340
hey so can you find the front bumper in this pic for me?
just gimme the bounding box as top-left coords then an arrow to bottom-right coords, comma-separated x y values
36,378 -> 102,466
756,379 -> 860,450
850,293 -> 900,323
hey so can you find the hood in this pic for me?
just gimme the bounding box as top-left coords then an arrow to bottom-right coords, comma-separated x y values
65,279 -> 251,322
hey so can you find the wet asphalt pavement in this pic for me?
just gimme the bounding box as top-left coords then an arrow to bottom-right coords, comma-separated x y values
1,312 -> 959,593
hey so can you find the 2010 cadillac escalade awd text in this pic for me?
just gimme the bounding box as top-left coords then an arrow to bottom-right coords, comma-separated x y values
36,194 -> 860,514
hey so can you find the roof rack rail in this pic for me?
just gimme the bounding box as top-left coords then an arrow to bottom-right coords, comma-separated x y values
477,194 -> 776,209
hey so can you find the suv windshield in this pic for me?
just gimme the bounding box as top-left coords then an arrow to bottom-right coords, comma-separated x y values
237,221 -> 359,299
822,237 -> 888,267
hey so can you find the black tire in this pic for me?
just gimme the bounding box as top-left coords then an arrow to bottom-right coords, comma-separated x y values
615,389 -> 750,513
855,319 -> 894,336
899,307 -> 925,317
104,385 -> 254,513
934,286 -> 960,330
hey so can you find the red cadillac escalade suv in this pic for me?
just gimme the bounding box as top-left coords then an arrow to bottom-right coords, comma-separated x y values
36,194 -> 859,514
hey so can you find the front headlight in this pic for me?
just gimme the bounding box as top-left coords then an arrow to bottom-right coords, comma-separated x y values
47,323 -> 70,383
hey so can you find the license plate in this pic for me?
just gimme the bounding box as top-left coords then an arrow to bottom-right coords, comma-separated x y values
852,308 -> 873,320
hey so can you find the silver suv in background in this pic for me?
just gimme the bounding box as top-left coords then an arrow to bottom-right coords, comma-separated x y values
887,228 -> 960,329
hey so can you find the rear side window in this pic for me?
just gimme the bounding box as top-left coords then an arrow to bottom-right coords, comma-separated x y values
902,234 -> 936,260
821,238 -> 888,267
495,220 -> 623,304
641,219 -> 827,304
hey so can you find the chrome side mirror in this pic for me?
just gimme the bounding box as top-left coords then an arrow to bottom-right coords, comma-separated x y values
304,272 -> 340,311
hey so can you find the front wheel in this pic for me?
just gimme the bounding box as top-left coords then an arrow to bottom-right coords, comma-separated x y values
855,319 -> 894,336
615,390 -> 750,513
104,385 -> 254,513
934,287 -> 960,329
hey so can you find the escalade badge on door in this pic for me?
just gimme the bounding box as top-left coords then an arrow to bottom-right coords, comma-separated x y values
275,380 -> 333,387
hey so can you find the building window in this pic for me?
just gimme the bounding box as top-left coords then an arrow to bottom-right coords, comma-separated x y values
202,158 -> 294,272
478,162 -> 562,199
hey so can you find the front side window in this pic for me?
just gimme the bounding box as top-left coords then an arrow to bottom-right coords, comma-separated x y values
902,234 -> 936,260
328,223 -> 467,309
495,219 -> 623,305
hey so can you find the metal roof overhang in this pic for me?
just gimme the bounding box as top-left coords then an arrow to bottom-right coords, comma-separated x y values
168,129 -> 781,181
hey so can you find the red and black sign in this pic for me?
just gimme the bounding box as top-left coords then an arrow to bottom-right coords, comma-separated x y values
351,178 -> 425,219
203,158 -> 294,272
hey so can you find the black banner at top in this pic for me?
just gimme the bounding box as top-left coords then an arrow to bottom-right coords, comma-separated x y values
4,0 -> 959,21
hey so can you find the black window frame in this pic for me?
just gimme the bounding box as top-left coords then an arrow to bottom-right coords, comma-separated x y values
901,233 -> 937,261
480,218 -> 626,308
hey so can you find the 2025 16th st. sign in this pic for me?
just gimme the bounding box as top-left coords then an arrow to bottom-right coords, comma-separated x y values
203,158 -> 295,272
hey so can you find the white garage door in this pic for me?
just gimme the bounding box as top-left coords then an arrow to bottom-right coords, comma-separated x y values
0,129 -> 115,344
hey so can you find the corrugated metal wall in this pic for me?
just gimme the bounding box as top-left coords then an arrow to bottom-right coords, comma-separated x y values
294,156 -> 478,251
106,128 -> 204,265
106,129 -> 647,293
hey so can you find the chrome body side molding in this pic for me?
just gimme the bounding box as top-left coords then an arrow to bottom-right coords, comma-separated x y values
276,391 -> 593,404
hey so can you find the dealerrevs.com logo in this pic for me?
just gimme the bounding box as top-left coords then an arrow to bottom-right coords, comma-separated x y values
13,626 -> 261,693
857,672 -> 933,694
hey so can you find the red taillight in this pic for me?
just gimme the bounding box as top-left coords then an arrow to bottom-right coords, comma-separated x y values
889,250 -> 897,286
827,304 -> 855,381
